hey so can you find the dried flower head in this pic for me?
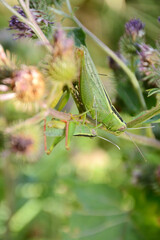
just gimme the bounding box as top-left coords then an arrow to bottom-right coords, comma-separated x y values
125,18 -> 145,41
138,44 -> 159,76
9,6 -> 54,39
12,66 -> 45,103
10,125 -> 43,162
11,135 -> 33,153
0,65 -> 45,111
43,28 -> 78,85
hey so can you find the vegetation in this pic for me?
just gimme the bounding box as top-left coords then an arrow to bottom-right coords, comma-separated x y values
0,0 -> 160,239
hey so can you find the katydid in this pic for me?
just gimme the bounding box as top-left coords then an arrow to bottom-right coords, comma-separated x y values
71,46 -> 126,136
44,46 -> 132,153
44,46 -> 155,155
71,46 -> 152,160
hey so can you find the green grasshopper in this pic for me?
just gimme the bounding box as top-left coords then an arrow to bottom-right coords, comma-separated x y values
44,45 -> 159,155
71,46 -> 126,136
44,45 -> 126,153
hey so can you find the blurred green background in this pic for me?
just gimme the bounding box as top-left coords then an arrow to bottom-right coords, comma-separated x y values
1,0 -> 160,240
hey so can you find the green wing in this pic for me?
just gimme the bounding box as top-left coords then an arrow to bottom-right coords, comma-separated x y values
80,46 -> 113,121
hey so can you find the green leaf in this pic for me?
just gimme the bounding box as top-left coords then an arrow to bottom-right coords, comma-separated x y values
147,88 -> 160,97
68,28 -> 86,47
74,184 -> 123,211
9,200 -> 42,232
63,184 -> 140,240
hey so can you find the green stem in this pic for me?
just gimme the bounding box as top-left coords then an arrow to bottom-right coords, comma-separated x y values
5,111 -> 48,134
5,108 -> 72,134
65,0 -> 146,110
127,105 -> 160,128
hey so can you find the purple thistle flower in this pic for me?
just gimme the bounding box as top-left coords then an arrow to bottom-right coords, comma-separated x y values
9,6 -> 32,39
125,18 -> 145,40
158,16 -> 160,22
138,44 -> 158,76
8,6 -> 54,39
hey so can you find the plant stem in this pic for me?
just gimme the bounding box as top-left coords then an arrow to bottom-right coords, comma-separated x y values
65,0 -> 146,110
5,111 -> 48,134
127,105 -> 160,128
5,109 -> 72,134
25,0 -> 29,9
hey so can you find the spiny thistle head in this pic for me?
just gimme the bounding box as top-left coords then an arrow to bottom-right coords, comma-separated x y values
11,135 -> 33,153
0,65 -> 45,111
12,66 -> 45,103
125,18 -> 145,41
43,28 -> 78,85
138,44 -> 159,76
9,6 -> 54,39
9,125 -> 43,162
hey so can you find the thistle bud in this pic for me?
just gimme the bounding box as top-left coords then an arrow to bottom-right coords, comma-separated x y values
120,19 -> 145,57
43,28 -> 78,85
10,125 -> 43,162
12,66 -> 45,103
125,18 -> 145,41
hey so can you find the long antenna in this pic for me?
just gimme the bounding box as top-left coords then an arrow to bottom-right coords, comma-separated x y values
97,135 -> 120,150
125,131 -> 147,162
128,126 -> 155,130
